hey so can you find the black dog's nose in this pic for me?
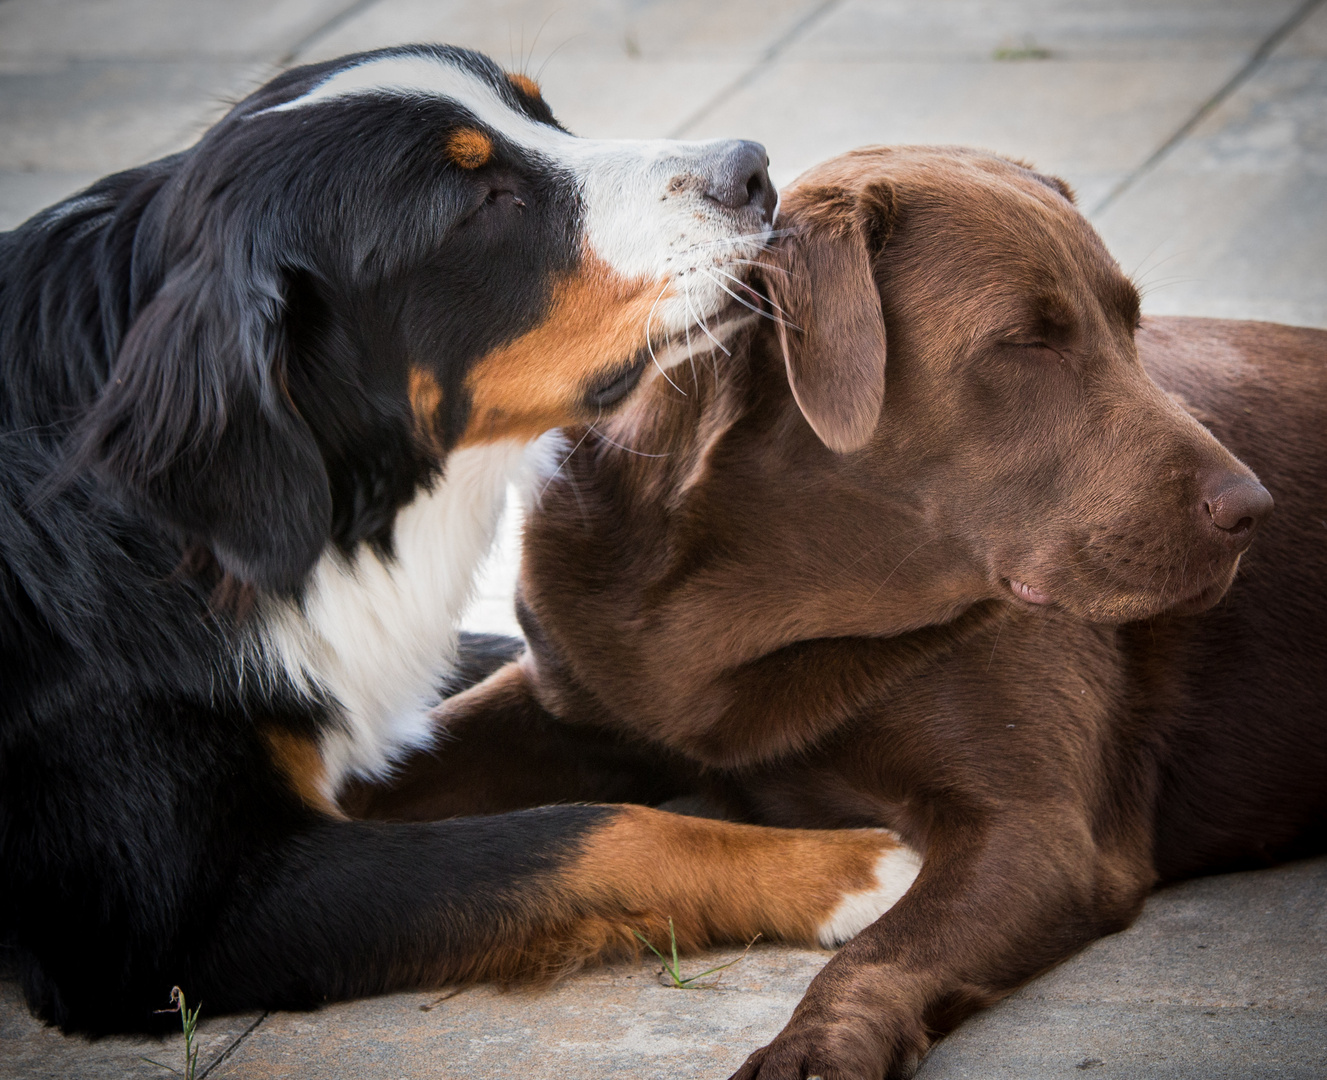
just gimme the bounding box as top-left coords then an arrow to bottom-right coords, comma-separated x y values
700,140 -> 777,223
1201,474 -> 1274,547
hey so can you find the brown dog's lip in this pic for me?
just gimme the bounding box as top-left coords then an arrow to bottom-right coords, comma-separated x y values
1008,578 -> 1052,606
1159,573 -> 1234,617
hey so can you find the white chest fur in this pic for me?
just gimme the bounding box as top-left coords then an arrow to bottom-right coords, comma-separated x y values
257,439 -> 542,800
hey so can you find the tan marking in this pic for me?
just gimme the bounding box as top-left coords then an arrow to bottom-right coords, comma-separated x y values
408,367 -> 445,453
264,730 -> 344,818
423,806 -> 910,988
445,127 -> 494,169
461,255 -> 669,444
507,72 -> 542,100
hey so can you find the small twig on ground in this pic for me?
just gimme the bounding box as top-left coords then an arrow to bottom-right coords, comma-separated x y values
419,986 -> 468,1012
632,917 -> 762,989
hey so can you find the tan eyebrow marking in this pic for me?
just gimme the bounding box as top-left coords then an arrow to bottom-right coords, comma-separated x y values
507,72 -> 542,100
445,127 -> 494,169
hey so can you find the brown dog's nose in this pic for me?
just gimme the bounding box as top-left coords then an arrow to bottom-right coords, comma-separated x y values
699,140 -> 777,223
1201,474 -> 1274,547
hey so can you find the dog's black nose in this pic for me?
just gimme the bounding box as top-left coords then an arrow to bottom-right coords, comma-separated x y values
1200,474 -> 1273,548
700,140 -> 777,223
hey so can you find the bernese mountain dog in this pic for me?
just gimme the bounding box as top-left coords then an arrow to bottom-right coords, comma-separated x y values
0,45 -> 915,1034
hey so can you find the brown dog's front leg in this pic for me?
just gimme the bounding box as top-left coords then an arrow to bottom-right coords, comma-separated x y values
732,821 -> 1153,1080
341,660 -> 704,820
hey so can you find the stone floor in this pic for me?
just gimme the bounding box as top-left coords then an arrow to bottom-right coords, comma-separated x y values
2,0 -> 1325,1077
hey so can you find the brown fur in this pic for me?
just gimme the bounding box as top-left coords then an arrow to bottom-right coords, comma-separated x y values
507,72 -> 542,100
263,730 -> 342,818
444,127 -> 494,169
407,366 -> 446,452
361,147 -> 1326,1078
460,254 -> 667,444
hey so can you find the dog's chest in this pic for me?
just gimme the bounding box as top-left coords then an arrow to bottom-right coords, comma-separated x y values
258,439 -> 542,800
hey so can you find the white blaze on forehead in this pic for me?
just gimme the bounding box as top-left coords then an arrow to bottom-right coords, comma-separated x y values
261,53 -> 767,310
264,54 -> 547,143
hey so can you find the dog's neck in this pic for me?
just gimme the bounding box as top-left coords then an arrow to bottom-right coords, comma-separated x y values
257,435 -> 554,801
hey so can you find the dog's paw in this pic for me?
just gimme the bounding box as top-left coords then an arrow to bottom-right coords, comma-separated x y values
730,1021 -> 922,1080
817,835 -> 921,947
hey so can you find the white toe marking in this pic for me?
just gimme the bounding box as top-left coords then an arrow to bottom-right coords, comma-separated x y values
817,840 -> 923,947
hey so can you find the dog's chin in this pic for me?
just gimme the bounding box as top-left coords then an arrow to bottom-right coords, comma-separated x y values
1044,558 -> 1242,624
1154,560 -> 1242,617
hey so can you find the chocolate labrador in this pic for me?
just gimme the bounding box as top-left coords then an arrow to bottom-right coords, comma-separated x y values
350,147 -> 1326,1079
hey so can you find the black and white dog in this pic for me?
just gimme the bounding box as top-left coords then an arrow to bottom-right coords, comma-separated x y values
0,45 -> 912,1034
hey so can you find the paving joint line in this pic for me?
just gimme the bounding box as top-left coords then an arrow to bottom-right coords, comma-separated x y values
197,1011 -> 269,1079
667,0 -> 845,139
1091,0 -> 1326,217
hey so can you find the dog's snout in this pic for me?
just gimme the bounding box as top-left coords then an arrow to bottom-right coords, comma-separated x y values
1200,474 -> 1274,546
698,140 -> 777,222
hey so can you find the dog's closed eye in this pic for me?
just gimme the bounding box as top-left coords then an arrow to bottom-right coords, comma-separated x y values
1003,339 -> 1065,361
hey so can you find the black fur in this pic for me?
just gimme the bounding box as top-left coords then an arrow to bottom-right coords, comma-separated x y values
0,45 -> 613,1033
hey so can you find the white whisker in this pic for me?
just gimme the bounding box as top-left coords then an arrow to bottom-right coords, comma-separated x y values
538,423 -> 594,501
701,268 -> 799,332
727,257 -> 793,276
681,281 -> 700,386
710,265 -> 787,309
644,279 -> 687,396
688,295 -> 732,357
588,424 -> 670,458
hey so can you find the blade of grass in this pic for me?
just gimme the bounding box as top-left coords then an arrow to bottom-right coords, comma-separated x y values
674,934 -> 763,988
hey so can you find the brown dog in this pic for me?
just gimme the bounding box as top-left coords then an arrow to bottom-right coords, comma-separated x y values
350,147 -> 1327,1078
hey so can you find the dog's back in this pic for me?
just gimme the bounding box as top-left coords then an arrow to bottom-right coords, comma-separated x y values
1133,318 -> 1327,876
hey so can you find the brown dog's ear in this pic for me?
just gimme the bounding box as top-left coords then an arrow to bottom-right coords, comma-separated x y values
766,181 -> 893,453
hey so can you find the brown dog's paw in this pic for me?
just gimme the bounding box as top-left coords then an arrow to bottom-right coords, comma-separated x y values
730,1022 -> 923,1080
730,977 -> 932,1080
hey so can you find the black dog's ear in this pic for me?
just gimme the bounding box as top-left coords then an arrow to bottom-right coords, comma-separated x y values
766,181 -> 893,454
74,254 -> 331,594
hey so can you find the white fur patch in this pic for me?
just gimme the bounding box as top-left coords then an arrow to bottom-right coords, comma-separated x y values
817,841 -> 923,947
259,52 -> 768,339
257,440 -> 539,800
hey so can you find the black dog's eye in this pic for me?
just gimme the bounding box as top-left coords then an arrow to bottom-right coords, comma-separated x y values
457,186 -> 528,228
482,189 -> 526,210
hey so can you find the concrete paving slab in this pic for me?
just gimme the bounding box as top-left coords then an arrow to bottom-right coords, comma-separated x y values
919,1002 -> 1327,1080
293,0 -> 818,66
0,59 -> 268,176
786,0 -> 1300,62
916,858 -> 1327,1079
683,55 -> 1245,208
0,977 -> 263,1080
0,0 -> 352,61
1093,3 -> 1327,327
208,947 -> 828,1080
0,169 -> 102,231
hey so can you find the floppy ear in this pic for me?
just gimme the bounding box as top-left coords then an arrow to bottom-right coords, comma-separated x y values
766,182 -> 894,453
74,253 -> 331,594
